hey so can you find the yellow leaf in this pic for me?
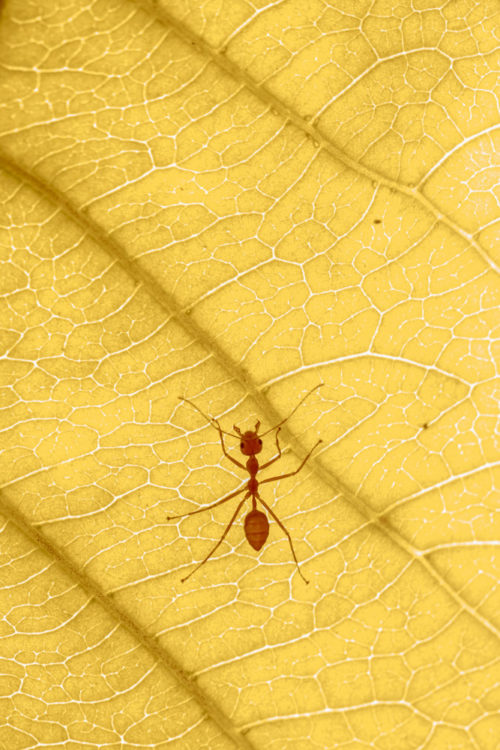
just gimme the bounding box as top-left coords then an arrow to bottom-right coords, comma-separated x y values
0,0 -> 499,748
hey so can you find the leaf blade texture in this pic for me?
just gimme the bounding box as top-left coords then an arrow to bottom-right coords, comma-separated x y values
0,1 -> 499,748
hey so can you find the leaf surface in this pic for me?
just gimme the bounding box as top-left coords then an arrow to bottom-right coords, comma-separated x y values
0,1 -> 499,748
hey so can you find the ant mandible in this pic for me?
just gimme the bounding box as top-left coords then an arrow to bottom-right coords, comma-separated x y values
169,384 -> 323,584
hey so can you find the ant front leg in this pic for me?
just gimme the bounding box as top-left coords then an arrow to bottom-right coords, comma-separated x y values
260,427 -> 283,470
260,438 -> 322,485
213,419 -> 246,470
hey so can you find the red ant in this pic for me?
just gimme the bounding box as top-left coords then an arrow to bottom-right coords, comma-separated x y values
169,384 -> 323,584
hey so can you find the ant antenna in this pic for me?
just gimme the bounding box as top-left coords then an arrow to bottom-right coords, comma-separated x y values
180,382 -> 323,439
259,383 -> 324,437
178,397 -> 239,438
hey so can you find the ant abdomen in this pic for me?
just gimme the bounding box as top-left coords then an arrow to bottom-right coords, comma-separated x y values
244,509 -> 269,550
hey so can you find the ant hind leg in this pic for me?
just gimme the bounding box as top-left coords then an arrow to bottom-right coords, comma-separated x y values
256,494 -> 309,584
180,493 -> 250,583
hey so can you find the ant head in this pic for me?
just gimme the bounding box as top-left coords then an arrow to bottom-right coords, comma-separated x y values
234,422 -> 263,455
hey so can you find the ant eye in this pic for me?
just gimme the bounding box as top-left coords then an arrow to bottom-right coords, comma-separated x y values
258,439 -> 262,445
240,442 -> 244,449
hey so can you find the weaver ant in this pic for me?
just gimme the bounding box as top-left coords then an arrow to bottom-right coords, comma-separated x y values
169,384 -> 323,583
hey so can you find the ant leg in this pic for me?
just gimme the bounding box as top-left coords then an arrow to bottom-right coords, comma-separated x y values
167,484 -> 247,520
180,494 -> 250,582
260,439 -> 322,485
257,494 -> 309,584
260,428 -> 283,470
214,420 -> 246,470
179,397 -> 246,470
